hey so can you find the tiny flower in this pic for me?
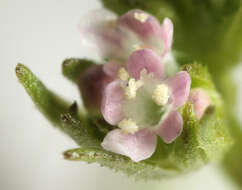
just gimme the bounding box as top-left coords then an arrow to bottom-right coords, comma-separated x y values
79,61 -> 121,115
77,9 -> 199,162
101,49 -> 191,162
79,9 -> 173,61
189,88 -> 211,120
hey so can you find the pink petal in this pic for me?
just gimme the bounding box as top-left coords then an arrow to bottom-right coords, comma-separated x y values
155,110 -> 183,143
79,65 -> 112,114
161,18 -> 173,56
189,89 -> 211,120
103,61 -> 122,79
101,80 -> 124,125
126,49 -> 165,80
165,71 -> 191,108
101,129 -> 157,162
79,9 -> 123,59
118,9 -> 162,40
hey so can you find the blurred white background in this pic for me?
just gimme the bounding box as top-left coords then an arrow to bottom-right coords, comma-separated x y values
0,0 -> 241,189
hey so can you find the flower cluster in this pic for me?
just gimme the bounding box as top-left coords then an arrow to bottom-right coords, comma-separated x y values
79,9 -> 210,162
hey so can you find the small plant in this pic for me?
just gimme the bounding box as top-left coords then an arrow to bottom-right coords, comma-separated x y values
16,0 -> 242,185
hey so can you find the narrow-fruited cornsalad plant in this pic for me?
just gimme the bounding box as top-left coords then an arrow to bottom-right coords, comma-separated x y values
16,7 -> 233,180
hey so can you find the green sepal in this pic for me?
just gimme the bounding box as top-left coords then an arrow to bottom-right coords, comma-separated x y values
62,58 -> 95,83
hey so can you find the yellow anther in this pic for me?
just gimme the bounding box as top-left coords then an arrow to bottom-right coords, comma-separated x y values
125,78 -> 137,99
118,118 -> 138,134
118,67 -> 130,81
152,84 -> 169,106
133,44 -> 142,51
134,12 -> 148,23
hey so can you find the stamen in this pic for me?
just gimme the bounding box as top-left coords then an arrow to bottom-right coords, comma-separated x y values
152,84 -> 169,106
140,69 -> 154,81
125,78 -> 137,99
118,67 -> 129,81
133,44 -> 142,51
134,12 -> 148,23
118,118 -> 138,134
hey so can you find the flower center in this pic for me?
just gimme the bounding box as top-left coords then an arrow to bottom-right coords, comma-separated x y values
117,68 -> 171,132
118,67 -> 143,99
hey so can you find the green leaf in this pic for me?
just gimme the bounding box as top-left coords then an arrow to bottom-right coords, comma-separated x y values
16,64 -> 103,148
62,58 -> 95,83
16,63 -> 70,126
63,147 -> 179,180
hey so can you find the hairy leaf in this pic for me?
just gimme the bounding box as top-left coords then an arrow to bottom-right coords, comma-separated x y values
16,64 -> 102,148
63,147 -> 178,180
16,63 -> 70,126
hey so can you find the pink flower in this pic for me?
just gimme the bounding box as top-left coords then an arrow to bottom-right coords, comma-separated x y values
189,88 -> 211,120
101,49 -> 191,162
78,61 -> 122,115
78,9 -> 175,116
79,9 -> 173,61
77,9 -> 203,162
